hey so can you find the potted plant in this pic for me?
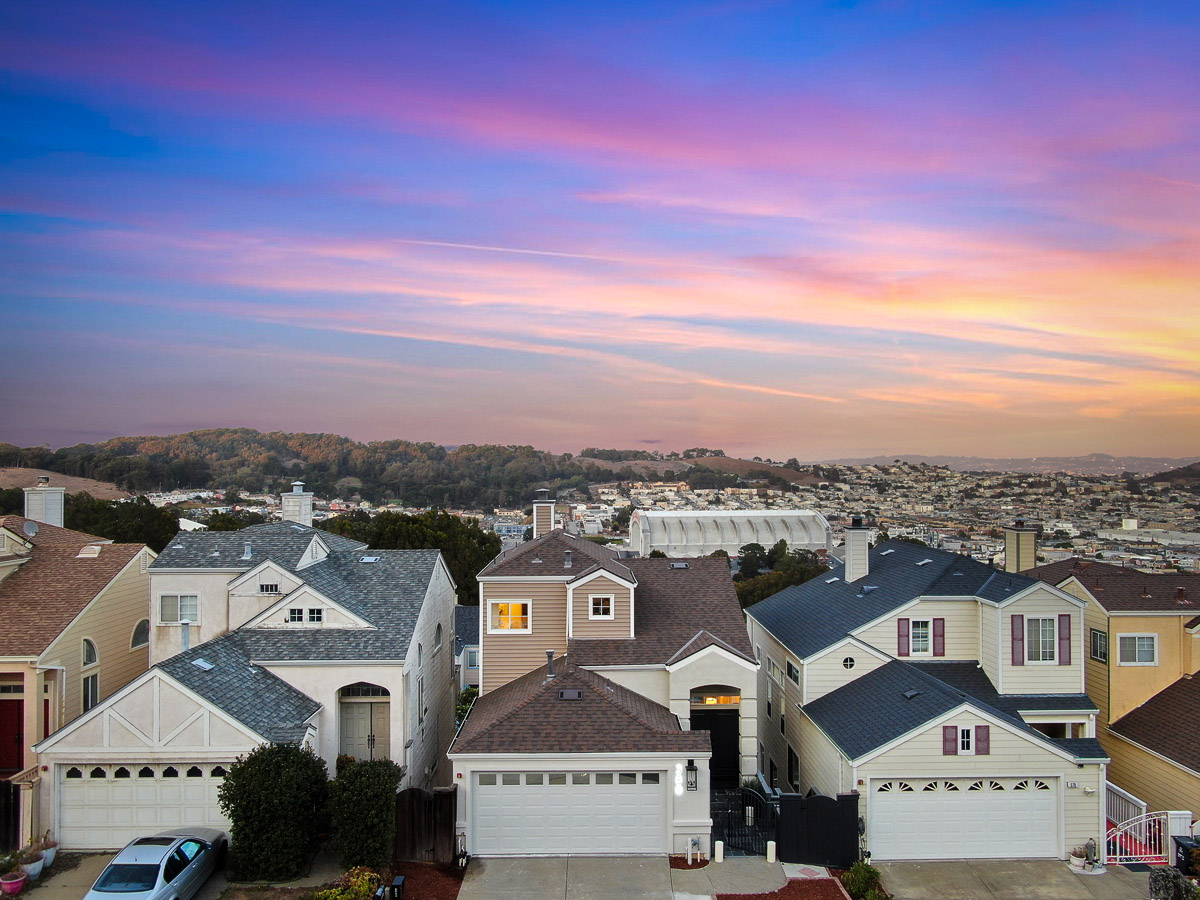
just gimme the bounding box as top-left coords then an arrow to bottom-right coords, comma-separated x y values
37,833 -> 57,868
18,848 -> 43,883
1069,846 -> 1087,870
0,854 -> 26,896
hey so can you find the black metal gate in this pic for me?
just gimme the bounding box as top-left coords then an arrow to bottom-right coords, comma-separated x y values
776,791 -> 859,868
711,788 -> 778,856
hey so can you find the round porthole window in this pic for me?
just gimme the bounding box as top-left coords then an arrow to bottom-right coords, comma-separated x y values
842,657 -> 855,669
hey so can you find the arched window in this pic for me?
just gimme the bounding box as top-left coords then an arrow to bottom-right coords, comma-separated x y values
131,619 -> 150,649
418,643 -> 423,668
82,639 -> 98,667
434,624 -> 443,651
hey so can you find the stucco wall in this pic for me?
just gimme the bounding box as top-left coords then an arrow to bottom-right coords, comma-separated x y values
149,571 -> 240,664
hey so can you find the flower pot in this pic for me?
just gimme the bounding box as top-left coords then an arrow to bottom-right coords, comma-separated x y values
19,854 -> 43,882
1069,854 -> 1086,870
41,846 -> 56,868
0,873 -> 27,896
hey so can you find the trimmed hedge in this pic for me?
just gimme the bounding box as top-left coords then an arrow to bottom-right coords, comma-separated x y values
331,758 -> 405,868
217,744 -> 329,880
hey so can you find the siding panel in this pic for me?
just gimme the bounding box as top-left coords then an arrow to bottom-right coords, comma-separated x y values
481,582 -> 568,692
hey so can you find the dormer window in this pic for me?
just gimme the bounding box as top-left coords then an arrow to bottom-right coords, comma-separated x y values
308,608 -> 323,623
589,595 -> 614,620
259,583 -> 279,594
288,609 -> 304,623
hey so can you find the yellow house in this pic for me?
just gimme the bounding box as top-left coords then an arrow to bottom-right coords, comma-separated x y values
0,515 -> 154,776
1031,559 -> 1200,821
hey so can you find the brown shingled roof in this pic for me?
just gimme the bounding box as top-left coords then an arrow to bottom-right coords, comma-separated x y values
568,557 -> 755,667
1110,675 -> 1200,775
1029,558 -> 1200,614
450,659 -> 709,755
479,529 -> 635,582
0,517 -> 144,656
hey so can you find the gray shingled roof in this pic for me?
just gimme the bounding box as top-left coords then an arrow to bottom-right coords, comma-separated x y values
908,661 -> 1098,717
151,522 -> 366,569
803,660 -> 1102,763
455,604 -> 479,655
478,529 -> 635,582
747,541 -> 1042,659
157,633 -> 321,744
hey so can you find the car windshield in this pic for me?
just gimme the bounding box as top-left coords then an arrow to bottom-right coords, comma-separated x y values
93,864 -> 161,892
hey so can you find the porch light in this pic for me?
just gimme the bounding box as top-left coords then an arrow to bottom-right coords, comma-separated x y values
686,760 -> 698,792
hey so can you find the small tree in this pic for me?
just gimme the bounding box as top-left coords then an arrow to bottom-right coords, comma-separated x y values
330,758 -> 405,868
217,744 -> 329,880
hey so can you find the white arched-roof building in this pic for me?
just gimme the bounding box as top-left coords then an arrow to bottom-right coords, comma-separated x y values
629,509 -> 833,558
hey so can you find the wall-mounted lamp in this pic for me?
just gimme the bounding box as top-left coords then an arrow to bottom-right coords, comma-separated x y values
686,760 -> 698,792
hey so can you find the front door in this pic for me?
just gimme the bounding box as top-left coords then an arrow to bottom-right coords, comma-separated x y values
0,700 -> 23,773
339,701 -> 390,760
691,709 -> 739,786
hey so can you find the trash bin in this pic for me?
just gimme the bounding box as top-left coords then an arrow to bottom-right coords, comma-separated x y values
1173,835 -> 1199,875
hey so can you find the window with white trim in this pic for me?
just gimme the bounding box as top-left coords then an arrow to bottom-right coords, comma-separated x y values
1027,617 -> 1057,662
131,619 -> 150,649
589,595 -> 614,620
959,726 -> 974,755
159,594 -> 199,624
1090,628 -> 1108,663
434,623 -> 443,650
767,657 -> 783,684
288,609 -> 304,623
466,648 -> 479,668
259,583 -> 279,594
83,673 -> 99,712
1118,634 -> 1157,665
82,639 -> 98,668
785,660 -> 800,685
910,619 -> 932,655
489,600 -> 531,633
307,608 -> 323,623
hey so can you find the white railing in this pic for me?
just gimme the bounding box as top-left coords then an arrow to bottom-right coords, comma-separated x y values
1106,781 -> 1147,826
1106,811 -> 1169,865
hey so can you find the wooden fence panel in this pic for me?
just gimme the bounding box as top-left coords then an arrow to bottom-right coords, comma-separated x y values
394,785 -> 456,864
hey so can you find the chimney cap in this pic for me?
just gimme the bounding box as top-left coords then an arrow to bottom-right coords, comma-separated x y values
37,475 -> 50,486
850,515 -> 864,529
291,480 -> 306,492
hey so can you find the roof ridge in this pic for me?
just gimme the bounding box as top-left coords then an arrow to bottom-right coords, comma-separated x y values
573,666 -> 678,735
453,659 -> 568,752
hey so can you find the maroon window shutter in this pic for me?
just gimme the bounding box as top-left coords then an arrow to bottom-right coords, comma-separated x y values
933,618 -> 946,657
1011,614 -> 1025,666
975,725 -> 990,755
1058,614 -> 1071,666
942,725 -> 958,755
898,618 -> 910,657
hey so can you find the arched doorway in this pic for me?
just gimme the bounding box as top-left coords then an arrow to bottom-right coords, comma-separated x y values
690,685 -> 741,788
338,683 -> 390,761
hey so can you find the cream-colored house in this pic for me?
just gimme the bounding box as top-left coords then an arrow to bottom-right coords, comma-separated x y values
746,522 -> 1106,862
1030,559 -> 1200,823
34,484 -> 457,850
450,497 -> 758,857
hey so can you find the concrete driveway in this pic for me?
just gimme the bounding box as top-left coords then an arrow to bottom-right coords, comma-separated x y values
457,856 -> 786,900
877,859 -> 1151,900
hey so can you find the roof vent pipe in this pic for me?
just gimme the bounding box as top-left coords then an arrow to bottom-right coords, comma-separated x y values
181,621 -> 191,652
546,650 -> 555,678
241,542 -> 252,560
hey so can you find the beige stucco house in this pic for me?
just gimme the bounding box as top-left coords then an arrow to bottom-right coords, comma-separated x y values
746,522 -> 1107,862
449,497 -> 758,857
34,484 -> 457,850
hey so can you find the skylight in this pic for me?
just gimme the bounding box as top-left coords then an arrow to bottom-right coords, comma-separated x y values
916,559 -> 933,566
880,549 -> 895,556
191,659 -> 214,671
360,556 -> 381,563
825,577 -> 840,583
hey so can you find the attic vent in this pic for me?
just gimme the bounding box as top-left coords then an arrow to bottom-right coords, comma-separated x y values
670,562 -> 690,569
861,585 -> 878,593
290,525 -> 305,531
360,556 -> 381,563
531,557 -> 542,564
191,659 -> 215,671
915,559 -> 933,567
76,545 -> 102,558
902,689 -> 921,700
558,689 -> 584,701
825,577 -> 840,584
880,549 -> 896,556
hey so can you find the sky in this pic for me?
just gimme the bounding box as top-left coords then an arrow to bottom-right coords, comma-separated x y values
1,1 -> 1198,461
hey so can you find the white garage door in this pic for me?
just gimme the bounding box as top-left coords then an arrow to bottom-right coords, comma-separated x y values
870,777 -> 1058,860
473,770 -> 667,855
59,763 -> 233,850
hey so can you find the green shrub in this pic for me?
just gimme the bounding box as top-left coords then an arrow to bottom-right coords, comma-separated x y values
331,758 -> 404,868
841,859 -> 884,900
217,743 -> 330,880
456,686 -> 478,728
313,866 -> 381,900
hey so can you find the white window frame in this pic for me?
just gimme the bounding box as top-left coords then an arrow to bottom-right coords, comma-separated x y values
785,660 -> 800,686
1117,633 -> 1158,666
466,648 -> 479,669
1027,616 -> 1057,663
959,726 -> 975,755
588,594 -> 615,620
130,619 -> 150,650
909,619 -> 932,656
82,638 -> 98,669
434,623 -> 443,651
307,608 -> 323,623
259,583 -> 279,594
767,657 -> 783,685
1090,628 -> 1108,663
83,673 -> 99,712
159,594 -> 199,625
288,608 -> 304,623
488,600 -> 532,634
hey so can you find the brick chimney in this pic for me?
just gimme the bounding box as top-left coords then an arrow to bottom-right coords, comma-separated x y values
24,476 -> 65,528
844,516 -> 870,583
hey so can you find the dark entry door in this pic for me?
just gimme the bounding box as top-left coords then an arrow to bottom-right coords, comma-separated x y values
691,709 -> 739,786
0,700 -> 23,773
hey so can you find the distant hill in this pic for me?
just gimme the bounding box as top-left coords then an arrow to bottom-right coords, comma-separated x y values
823,453 -> 1200,476
0,467 -> 130,501
576,455 -> 821,485
1143,461 -> 1200,487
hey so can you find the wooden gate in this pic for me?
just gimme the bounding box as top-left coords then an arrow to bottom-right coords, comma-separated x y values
776,792 -> 860,868
0,780 -> 18,853
394,786 -> 457,864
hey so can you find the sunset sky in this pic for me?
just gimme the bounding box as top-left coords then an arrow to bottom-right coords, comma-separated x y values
2,1 -> 1198,460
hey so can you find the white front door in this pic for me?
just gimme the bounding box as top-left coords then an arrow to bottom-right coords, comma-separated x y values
870,777 -> 1059,860
340,701 -> 390,760
58,763 -> 233,850
473,770 -> 667,856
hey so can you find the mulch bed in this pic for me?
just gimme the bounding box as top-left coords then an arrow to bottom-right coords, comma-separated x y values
384,862 -> 463,900
669,854 -> 710,869
717,878 -> 849,900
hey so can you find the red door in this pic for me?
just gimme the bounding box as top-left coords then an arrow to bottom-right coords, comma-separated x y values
0,699 -> 23,773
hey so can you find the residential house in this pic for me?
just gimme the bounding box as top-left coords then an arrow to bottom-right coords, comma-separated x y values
0,481 -> 154,779
745,520 -> 1107,862
1029,558 -> 1200,823
35,483 -> 457,850
455,604 -> 479,691
449,493 -> 757,857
